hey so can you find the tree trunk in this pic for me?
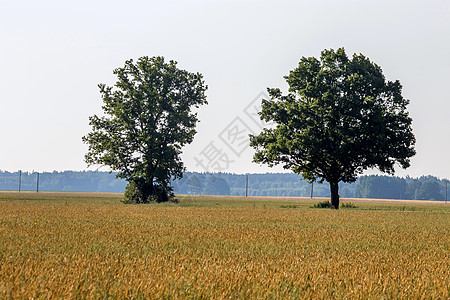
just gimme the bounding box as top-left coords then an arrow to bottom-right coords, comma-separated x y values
330,181 -> 339,209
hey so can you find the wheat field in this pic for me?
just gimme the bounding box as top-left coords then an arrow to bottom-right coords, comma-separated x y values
0,192 -> 449,299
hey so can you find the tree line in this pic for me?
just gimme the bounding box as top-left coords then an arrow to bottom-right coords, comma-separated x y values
0,171 -> 126,193
0,171 -> 446,201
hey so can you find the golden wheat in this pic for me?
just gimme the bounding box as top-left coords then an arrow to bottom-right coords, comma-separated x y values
0,192 -> 448,298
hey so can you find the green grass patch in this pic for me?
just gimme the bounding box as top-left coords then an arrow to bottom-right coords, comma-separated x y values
341,202 -> 358,209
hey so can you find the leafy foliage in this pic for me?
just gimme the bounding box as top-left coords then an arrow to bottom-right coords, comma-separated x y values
414,180 -> 442,200
122,181 -> 176,204
82,56 -> 207,203
312,201 -> 332,208
340,202 -> 358,209
355,175 -> 445,201
355,175 -> 407,199
250,48 -> 415,208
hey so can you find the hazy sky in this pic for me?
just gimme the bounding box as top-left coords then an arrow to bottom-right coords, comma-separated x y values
1,0 -> 449,178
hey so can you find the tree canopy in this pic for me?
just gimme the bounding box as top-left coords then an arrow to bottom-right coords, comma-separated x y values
250,48 -> 416,208
82,56 -> 207,203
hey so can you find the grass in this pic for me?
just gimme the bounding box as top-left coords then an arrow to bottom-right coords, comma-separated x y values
0,192 -> 449,298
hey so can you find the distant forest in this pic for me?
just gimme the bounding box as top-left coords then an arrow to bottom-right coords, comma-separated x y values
0,170 -> 447,201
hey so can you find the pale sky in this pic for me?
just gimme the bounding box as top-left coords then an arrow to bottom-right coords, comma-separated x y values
1,0 -> 449,179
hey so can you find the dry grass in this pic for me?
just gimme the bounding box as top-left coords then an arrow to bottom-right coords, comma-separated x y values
0,192 -> 449,299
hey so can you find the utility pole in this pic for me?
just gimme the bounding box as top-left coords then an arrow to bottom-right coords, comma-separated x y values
36,173 -> 40,193
18,170 -> 22,192
445,179 -> 448,204
245,174 -> 248,197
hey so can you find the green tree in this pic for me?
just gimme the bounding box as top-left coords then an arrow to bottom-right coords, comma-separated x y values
187,174 -> 203,195
83,56 -> 207,203
203,175 -> 230,195
355,175 -> 407,200
415,181 -> 442,200
250,48 -> 415,209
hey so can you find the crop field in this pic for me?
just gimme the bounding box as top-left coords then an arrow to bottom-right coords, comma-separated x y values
0,192 -> 449,299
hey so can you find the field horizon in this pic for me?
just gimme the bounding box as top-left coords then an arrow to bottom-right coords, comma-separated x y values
0,190 -> 447,205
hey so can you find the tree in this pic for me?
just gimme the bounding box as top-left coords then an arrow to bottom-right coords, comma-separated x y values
250,48 -> 415,209
82,56 -> 207,203
203,175 -> 230,195
355,175 -> 407,200
414,181 -> 442,200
